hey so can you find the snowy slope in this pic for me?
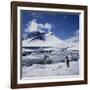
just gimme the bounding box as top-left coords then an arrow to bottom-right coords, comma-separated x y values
66,41 -> 79,50
22,60 -> 79,77
22,32 -> 66,48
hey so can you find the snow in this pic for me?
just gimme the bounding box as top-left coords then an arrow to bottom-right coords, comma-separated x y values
22,33 -> 66,48
22,31 -> 79,51
67,42 -> 79,50
22,54 -> 41,60
22,61 -> 79,78
22,48 -> 32,53
22,49 -> 79,66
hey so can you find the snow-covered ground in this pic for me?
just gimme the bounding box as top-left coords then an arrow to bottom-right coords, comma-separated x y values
22,49 -> 79,66
22,60 -> 79,78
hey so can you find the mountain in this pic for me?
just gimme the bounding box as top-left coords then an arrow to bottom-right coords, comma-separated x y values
22,31 -> 79,66
22,31 -> 66,48
67,42 -> 79,50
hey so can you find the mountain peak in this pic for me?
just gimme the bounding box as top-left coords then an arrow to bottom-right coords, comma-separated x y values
22,31 -> 66,48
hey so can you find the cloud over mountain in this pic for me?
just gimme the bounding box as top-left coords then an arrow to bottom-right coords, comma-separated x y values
25,19 -> 52,33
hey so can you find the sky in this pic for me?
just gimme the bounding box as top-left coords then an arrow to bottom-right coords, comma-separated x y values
21,10 -> 79,40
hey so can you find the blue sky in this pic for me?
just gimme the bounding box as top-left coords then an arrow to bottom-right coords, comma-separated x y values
21,10 -> 79,40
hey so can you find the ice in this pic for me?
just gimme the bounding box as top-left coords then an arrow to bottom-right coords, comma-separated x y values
22,60 -> 79,77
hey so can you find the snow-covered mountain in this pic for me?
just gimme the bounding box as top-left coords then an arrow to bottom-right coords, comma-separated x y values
67,42 -> 79,50
22,31 -> 66,48
22,30 -> 79,66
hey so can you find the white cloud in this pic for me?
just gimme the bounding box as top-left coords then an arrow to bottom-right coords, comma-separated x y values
26,19 -> 38,32
44,23 -> 52,31
25,19 -> 52,33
